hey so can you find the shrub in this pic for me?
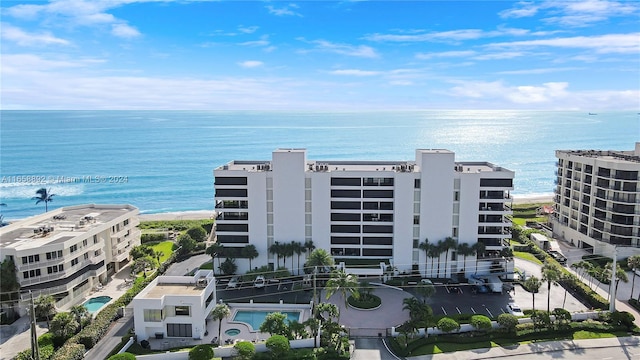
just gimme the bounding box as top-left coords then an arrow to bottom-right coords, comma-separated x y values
140,233 -> 166,243
140,340 -> 150,349
266,334 -> 290,358
609,311 -> 635,330
50,343 -> 85,360
15,332 -> 55,360
107,353 -> 136,360
470,314 -> 492,332
436,317 -> 460,333
189,344 -> 214,360
186,226 -> 207,242
347,294 -> 381,309
234,341 -> 256,360
497,313 -> 519,333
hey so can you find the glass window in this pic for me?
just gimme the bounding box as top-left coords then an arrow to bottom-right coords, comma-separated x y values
174,306 -> 190,316
144,309 -> 163,322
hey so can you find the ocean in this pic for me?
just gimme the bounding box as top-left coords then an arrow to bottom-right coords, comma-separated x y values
0,110 -> 636,221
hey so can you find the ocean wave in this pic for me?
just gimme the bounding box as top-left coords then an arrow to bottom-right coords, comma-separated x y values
0,184 -> 85,199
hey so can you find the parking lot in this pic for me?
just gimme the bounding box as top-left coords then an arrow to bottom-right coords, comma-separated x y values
216,278 -> 314,305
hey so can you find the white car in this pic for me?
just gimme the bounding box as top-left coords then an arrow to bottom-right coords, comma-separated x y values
506,303 -> 524,316
226,276 -> 240,289
254,276 -> 265,288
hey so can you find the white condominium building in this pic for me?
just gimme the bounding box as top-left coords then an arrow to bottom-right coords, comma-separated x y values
213,149 -> 514,278
552,142 -> 640,258
0,204 -> 140,309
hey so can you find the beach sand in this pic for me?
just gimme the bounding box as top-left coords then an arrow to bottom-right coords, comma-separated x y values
137,195 -> 553,221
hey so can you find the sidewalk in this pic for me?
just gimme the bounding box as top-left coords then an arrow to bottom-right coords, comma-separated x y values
407,336 -> 640,360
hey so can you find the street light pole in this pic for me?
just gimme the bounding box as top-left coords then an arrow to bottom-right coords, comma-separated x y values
609,245 -> 617,312
29,291 -> 40,360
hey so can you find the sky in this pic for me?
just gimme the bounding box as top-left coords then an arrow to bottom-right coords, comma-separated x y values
1,0 -> 639,110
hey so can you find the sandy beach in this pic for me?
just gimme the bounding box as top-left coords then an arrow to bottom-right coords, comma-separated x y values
137,195 -> 553,221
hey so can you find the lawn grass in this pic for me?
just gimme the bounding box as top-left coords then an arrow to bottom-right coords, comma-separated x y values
148,241 -> 174,263
513,251 -> 543,265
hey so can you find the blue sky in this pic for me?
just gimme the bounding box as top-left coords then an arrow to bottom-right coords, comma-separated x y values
1,0 -> 638,110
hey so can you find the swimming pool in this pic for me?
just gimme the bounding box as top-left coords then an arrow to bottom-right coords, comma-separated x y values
232,310 -> 301,331
83,296 -> 112,313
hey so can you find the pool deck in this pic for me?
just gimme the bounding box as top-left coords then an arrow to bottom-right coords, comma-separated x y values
145,302 -> 312,350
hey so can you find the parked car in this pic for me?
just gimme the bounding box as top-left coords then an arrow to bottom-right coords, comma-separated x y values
547,250 -> 567,265
506,303 -> 524,316
226,276 -> 240,289
473,284 -> 489,294
254,275 -> 265,288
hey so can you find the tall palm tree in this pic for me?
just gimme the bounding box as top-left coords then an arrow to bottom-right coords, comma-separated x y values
70,305 -> 90,330
241,244 -> 259,271
284,241 -> 295,272
442,237 -> 457,278
457,243 -> 475,278
628,255 -> 640,300
605,262 -> 628,303
426,243 -> 439,278
434,240 -> 445,278
303,240 -> 315,272
306,248 -> 334,272
541,260 -> 561,313
32,188 -> 56,212
325,269 -> 359,308
292,241 -> 304,275
211,303 -> 230,346
418,239 -> 430,277
473,242 -> 486,274
524,275 -> 542,312
402,297 -> 423,318
269,241 -> 282,269
206,243 -> 224,274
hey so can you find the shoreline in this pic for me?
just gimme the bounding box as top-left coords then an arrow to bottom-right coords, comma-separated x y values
137,194 -> 554,221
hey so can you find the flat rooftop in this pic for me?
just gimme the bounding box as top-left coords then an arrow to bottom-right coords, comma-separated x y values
0,204 -> 138,250
141,283 -> 206,298
558,149 -> 640,164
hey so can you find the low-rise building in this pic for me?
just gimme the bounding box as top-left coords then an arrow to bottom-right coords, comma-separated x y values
0,204 -> 140,310
132,270 -> 217,341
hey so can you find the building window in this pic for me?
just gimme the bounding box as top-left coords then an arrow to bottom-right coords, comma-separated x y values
454,191 -> 460,201
84,253 -> 89,260
71,258 -> 79,266
414,179 -> 420,188
167,323 -> 192,337
23,269 -> 41,279
46,250 -> 63,260
413,215 -> 420,225
22,255 -> 40,264
83,239 -> 88,247
124,219 -> 129,226
144,309 -> 163,322
70,244 -> 78,253
413,239 -> 419,248
174,306 -> 190,316
47,265 -> 64,274
93,235 -> 98,244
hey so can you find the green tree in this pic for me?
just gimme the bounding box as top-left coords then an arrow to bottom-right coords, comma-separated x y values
130,244 -> 155,260
496,313 -> 518,333
282,242 -> 295,272
177,233 -> 196,255
0,258 -> 20,293
34,294 -> 57,322
473,241 -> 486,273
259,312 -> 290,337
436,317 -> 460,333
107,353 -> 136,360
305,248 -> 334,272
470,314 -> 492,333
32,188 -> 56,212
186,226 -> 207,242
524,275 -> 542,312
233,341 -> 255,360
241,244 -> 259,271
291,241 -> 304,275
552,308 -> 571,330
206,242 -> 224,274
629,255 -> 640,300
325,269 -> 359,308
188,344 -> 214,360
530,310 -> 551,331
604,261 -> 629,303
288,320 -> 308,339
303,240 -> 315,265
316,302 -> 340,322
219,258 -> 237,276
132,256 -> 157,274
433,240 -> 445,278
418,238 -> 431,277
265,334 -> 290,359
50,312 -> 79,342
541,260 -> 561,313
70,305 -> 90,329
415,282 -> 435,304
442,237 -> 457,278
211,303 -> 230,346
457,242 -> 474,277
269,241 -> 282,269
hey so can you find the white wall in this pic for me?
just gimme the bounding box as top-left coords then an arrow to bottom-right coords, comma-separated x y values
392,173 -> 415,273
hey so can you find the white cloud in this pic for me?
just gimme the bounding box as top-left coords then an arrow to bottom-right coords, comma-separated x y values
450,80 -> 570,104
266,4 -> 302,17
300,39 -> 379,58
238,26 -> 259,34
474,51 -> 525,60
328,69 -> 381,76
238,60 -> 264,68
365,27 -> 554,43
111,23 -> 141,39
499,2 -> 540,18
1,23 -> 70,46
239,35 -> 270,47
497,67 -> 582,75
486,33 -> 640,54
416,50 -> 477,59
500,0 -> 639,27
1,54 -> 103,72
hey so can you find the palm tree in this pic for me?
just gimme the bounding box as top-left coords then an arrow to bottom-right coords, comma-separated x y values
541,260 -> 561,313
415,282 -> 435,304
605,262 -> 629,303
284,241 -> 295,272
211,303 -> 231,346
473,242 -> 486,274
32,188 -> 56,212
426,243 -> 439,278
402,297 -> 423,318
628,255 -> 640,300
442,237 -> 457,278
325,269 -> 359,308
524,275 -> 542,312
70,305 -> 90,330
269,241 -> 282,269
241,244 -> 259,271
306,248 -> 334,272
434,240 -> 445,278
292,241 -> 304,275
456,243 -> 473,278
206,243 -> 224,274
418,239 -> 430,277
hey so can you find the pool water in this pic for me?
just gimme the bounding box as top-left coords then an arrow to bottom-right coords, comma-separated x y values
225,328 -> 241,336
83,296 -> 112,313
233,310 -> 301,331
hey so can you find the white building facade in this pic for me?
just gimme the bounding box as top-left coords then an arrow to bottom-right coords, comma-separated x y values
213,149 -> 514,279
132,270 -> 217,341
0,204 -> 140,310
552,142 -> 640,258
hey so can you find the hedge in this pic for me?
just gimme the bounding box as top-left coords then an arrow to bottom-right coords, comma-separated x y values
15,333 -> 55,360
141,233 -> 166,243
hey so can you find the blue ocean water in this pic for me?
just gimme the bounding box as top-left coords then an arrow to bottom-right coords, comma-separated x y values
0,110 -> 637,220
